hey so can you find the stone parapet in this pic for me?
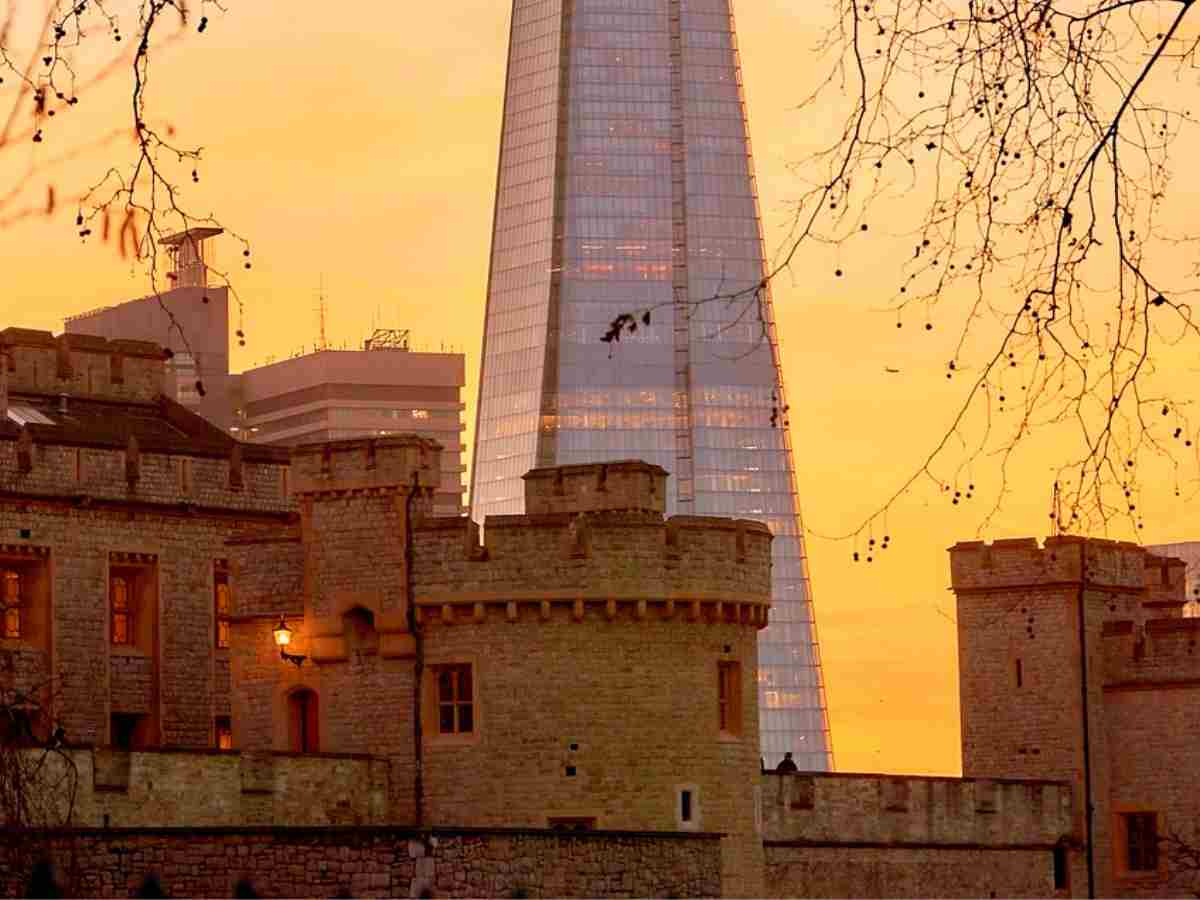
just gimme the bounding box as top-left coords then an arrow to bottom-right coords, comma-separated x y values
950,535 -> 1182,599
523,459 -> 667,515
762,772 -> 1073,848
49,747 -> 390,828
0,327 -> 165,403
290,435 -> 442,497
415,509 -> 773,620
1101,616 -> 1200,686
0,440 -> 291,515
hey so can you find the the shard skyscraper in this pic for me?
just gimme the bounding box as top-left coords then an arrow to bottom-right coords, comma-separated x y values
470,0 -> 832,769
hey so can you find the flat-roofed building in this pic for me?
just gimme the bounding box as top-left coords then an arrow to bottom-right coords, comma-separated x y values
236,334 -> 466,517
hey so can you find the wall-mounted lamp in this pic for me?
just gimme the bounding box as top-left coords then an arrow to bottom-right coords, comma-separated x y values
273,616 -> 307,668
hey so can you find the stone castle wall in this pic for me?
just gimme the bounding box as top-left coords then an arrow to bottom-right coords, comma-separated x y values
761,772 -> 1073,898
950,535 -> 1200,897
14,828 -> 721,899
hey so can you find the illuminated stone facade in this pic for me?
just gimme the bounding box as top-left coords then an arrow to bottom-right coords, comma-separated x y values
951,536 -> 1200,898
6,324 -> 1176,898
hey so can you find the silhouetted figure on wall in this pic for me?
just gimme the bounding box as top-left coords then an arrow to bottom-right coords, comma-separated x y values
776,751 -> 799,773
134,873 -> 168,898
233,878 -> 260,899
25,859 -> 61,899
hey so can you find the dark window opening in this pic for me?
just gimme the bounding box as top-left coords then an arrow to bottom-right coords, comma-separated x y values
548,817 -> 596,832
343,606 -> 378,654
1016,658 -> 1023,688
565,765 -> 577,777
1053,844 -> 1069,890
2,708 -> 39,747
681,789 -> 693,823
1124,812 -> 1159,872
111,713 -> 144,751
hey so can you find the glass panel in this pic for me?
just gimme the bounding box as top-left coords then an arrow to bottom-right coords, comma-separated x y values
458,703 -> 474,734
459,665 -> 473,702
439,705 -> 455,735
472,0 -> 831,769
438,669 -> 453,703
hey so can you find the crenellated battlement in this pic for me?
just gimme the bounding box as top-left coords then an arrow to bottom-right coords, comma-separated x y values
413,506 -> 772,627
950,535 -> 1186,604
0,327 -> 166,403
762,772 -> 1073,848
1102,616 -> 1200,685
523,459 -> 667,515
290,434 -> 442,497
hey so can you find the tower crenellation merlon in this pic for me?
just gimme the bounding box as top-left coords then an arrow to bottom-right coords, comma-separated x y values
416,462 -> 772,625
289,434 -> 442,497
949,534 -> 1181,597
523,459 -> 667,515
1,327 -> 166,403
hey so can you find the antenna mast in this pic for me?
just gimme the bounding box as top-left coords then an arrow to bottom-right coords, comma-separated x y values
317,276 -> 329,351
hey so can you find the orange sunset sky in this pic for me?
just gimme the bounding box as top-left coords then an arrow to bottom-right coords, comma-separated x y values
3,1 -> 1199,775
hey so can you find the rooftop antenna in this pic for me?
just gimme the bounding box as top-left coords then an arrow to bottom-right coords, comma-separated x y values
317,275 -> 329,352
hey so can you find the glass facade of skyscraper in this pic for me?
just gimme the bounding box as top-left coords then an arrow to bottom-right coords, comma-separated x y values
472,0 -> 832,770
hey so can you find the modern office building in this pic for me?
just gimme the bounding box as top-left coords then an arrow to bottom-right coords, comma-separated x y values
65,230 -> 238,430
1146,541 -> 1200,616
470,0 -> 831,768
65,230 -> 467,517
236,333 -> 467,517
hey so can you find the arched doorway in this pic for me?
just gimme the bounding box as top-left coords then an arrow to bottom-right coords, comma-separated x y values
287,688 -> 319,753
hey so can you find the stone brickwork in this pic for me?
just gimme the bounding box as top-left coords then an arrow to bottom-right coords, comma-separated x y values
950,535 -> 1200,897
12,828 -> 721,899
0,329 -> 291,752
762,772 -> 1072,846
225,446 -> 771,896
763,845 -> 1062,898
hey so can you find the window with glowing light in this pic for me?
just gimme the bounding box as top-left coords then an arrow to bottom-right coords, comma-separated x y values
434,664 -> 473,735
215,716 -> 233,750
2,571 -> 21,639
110,575 -> 132,645
214,560 -> 231,650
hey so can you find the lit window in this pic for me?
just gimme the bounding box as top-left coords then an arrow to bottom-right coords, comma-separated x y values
435,664 -> 474,734
2,571 -> 20,639
1123,812 -> 1159,872
718,661 -> 741,735
215,716 -> 233,750
111,575 -> 131,645
214,561 -> 231,650
412,409 -> 431,420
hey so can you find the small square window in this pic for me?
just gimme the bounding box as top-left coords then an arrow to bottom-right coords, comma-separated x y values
111,713 -> 144,751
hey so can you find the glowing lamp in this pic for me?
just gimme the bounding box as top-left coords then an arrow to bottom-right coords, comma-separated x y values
273,616 -> 293,648
272,616 -> 306,667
